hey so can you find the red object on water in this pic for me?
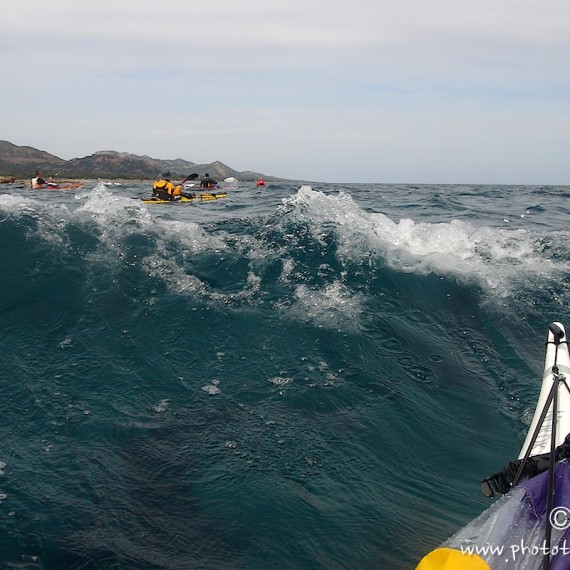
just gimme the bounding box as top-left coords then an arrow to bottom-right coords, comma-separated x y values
256,179 -> 266,187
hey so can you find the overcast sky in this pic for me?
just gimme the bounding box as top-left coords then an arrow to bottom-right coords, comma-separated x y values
3,0 -> 569,183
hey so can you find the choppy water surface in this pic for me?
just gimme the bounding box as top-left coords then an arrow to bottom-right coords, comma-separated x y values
1,180 -> 570,569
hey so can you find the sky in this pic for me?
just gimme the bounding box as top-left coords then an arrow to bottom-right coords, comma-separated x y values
2,0 -> 570,184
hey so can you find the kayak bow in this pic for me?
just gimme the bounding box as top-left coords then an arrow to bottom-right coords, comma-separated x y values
417,323 -> 570,570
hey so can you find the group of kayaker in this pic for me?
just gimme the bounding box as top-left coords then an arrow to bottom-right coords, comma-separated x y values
29,170 -> 217,198
151,172 -> 218,201
29,170 -> 263,198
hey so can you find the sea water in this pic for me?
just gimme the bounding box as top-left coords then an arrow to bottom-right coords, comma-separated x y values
1,180 -> 569,569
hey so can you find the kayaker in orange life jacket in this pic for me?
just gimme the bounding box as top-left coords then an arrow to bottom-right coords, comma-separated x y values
152,172 -> 183,200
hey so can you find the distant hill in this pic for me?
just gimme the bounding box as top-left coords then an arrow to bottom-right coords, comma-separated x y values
0,141 -> 274,181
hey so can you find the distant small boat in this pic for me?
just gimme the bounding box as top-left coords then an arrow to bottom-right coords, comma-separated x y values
256,179 -> 266,187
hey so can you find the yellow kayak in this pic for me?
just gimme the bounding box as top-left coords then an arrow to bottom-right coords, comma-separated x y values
142,192 -> 228,205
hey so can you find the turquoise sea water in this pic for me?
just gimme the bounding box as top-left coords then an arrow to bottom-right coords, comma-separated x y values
1,180 -> 570,569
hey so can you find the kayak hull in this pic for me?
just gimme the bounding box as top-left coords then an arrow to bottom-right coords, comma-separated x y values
141,192 -> 228,205
36,182 -> 83,190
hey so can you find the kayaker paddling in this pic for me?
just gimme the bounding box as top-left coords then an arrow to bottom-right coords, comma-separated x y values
152,171 -> 184,201
31,170 -> 49,188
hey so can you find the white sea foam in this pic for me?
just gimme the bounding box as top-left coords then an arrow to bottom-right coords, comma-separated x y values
202,384 -> 221,395
282,186 -> 570,298
268,376 -> 293,386
76,183 -> 153,228
0,193 -> 37,210
288,280 -> 364,330
154,399 -> 170,413
3,181 -> 568,313
72,185 -> 235,298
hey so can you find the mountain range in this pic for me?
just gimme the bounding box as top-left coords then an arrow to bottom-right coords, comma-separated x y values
0,140 -> 275,181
